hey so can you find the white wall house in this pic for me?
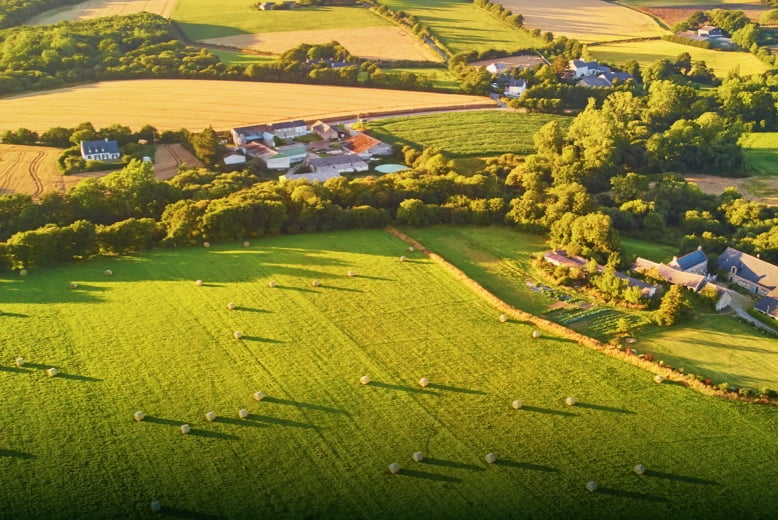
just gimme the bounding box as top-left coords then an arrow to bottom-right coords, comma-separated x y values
80,139 -> 121,161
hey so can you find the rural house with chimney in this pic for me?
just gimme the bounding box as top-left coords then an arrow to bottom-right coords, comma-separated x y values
716,247 -> 778,319
80,139 -> 121,161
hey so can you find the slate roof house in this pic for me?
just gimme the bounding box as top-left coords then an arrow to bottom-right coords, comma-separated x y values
716,247 -> 778,319
698,26 -> 726,38
231,124 -> 274,147
568,59 -> 611,78
633,256 -> 730,310
668,247 -> 708,275
80,139 -> 121,161
311,120 -> 341,141
504,78 -> 527,98
271,120 -> 308,139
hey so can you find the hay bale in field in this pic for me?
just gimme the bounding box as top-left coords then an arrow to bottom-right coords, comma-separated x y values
512,400 -> 523,410
399,256 -> 407,262
499,314 -> 509,323
407,246 -> 415,253
388,462 -> 400,474
203,241 -> 210,248
195,280 -> 203,286
311,279 -> 320,287
104,269 -> 112,277
238,409 -> 248,420
586,481 -> 597,492
15,357 -> 24,367
347,270 -> 355,277
419,377 -> 429,388
412,452 -> 424,463
633,464 -> 646,475
268,281 -> 277,288
485,453 -> 496,464
654,375 -> 665,384
253,391 -> 265,401
46,367 -> 57,377
233,331 -> 243,340
243,241 -> 250,247
531,330 -> 541,339
19,269 -> 27,276
359,375 -> 371,385
180,424 -> 191,434
227,302 -> 237,310
68,282 -> 78,289
150,501 -> 161,513
134,411 -> 145,422
565,397 -> 576,406
204,411 -> 216,422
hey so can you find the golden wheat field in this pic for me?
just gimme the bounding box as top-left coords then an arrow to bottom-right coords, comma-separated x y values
0,145 -> 103,197
0,80 -> 494,133
496,0 -> 664,42
203,26 -> 443,62
28,0 -> 177,25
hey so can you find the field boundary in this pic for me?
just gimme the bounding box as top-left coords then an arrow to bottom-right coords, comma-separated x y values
386,226 -> 776,406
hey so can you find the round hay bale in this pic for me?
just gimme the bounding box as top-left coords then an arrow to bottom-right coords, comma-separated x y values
512,400 -> 523,410
15,357 -> 24,367
68,282 -> 78,290
419,377 -> 429,388
46,367 -> 58,377
311,279 -> 320,287
238,409 -> 248,420
565,397 -> 576,406
134,411 -> 145,422
268,281 -> 277,288
19,269 -> 27,277
204,411 -> 216,422
633,464 -> 646,475
104,269 -> 112,277
586,481 -> 598,492
359,375 -> 371,385
399,256 -> 407,262
233,331 -> 243,340
150,501 -> 161,513
180,424 -> 191,435
227,302 -> 237,310
347,270 -> 355,277
195,280 -> 204,286
243,241 -> 250,247
388,462 -> 400,474
499,314 -> 509,323
407,246 -> 415,253
412,452 -> 424,463
253,391 -> 265,401
485,453 -> 497,464
654,375 -> 665,384
531,330 -> 541,339
203,241 -> 210,248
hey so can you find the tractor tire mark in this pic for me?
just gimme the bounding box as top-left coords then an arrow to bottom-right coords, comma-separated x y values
29,151 -> 45,198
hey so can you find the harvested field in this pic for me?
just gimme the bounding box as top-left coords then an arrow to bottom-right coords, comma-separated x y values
685,174 -> 778,205
28,0 -> 177,25
619,1 -> 767,27
0,145 -> 101,198
469,54 -> 548,68
0,80 -> 494,133
495,0 -> 664,43
154,144 -> 204,180
204,26 -> 442,62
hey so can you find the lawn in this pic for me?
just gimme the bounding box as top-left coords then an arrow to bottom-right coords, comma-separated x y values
366,110 -> 572,157
382,67 -> 461,92
621,237 -> 679,264
742,132 -> 778,177
588,39 -> 769,78
376,0 -> 544,54
210,49 -> 278,66
1,229 -> 776,518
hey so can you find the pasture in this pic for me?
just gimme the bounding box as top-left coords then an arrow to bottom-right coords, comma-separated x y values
1,229 -> 776,518
375,0 -> 544,54
588,39 -> 769,78
496,0 -> 665,43
403,225 -> 778,389
0,80 -> 494,133
28,0 -> 177,25
365,110 -> 571,157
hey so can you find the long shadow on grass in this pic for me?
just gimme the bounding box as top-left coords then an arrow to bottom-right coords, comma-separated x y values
352,274 -> 394,281
398,469 -> 461,483
0,449 -> 36,459
262,396 -> 349,415
160,505 -> 220,519
596,486 -> 669,503
189,429 -> 239,441
494,459 -> 557,473
235,307 -> 270,314
369,381 -> 440,396
644,469 -> 719,486
576,402 -> 635,415
56,373 -> 102,382
241,336 -> 285,344
422,458 -> 485,472
275,285 -> 321,294
245,415 -> 315,429
318,285 -> 363,293
0,365 -> 31,374
216,417 -> 269,429
521,406 -> 577,417
426,383 -> 487,395
0,311 -> 27,318
144,416 -> 185,427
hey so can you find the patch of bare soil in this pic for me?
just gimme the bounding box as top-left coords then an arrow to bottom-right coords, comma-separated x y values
684,174 -> 778,206
641,4 -> 767,27
153,144 -> 204,180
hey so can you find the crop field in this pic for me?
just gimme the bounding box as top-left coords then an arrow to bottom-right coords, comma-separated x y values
495,0 -> 664,43
588,39 -> 769,78
403,225 -> 778,389
0,145 -> 92,197
366,110 -> 571,157
617,1 -> 767,26
1,229 -> 776,518
0,80 -> 494,133
375,0 -> 544,54
28,0 -> 177,25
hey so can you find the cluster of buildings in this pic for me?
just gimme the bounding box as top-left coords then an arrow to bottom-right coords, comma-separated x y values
227,119 -> 393,182
567,59 -> 633,88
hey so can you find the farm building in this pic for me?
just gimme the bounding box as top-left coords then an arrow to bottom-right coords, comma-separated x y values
568,59 -> 611,78
578,76 -> 612,88
486,62 -> 507,74
276,144 -> 307,164
716,247 -> 778,298
342,133 -> 392,158
698,26 -> 726,38
633,257 -> 730,310
271,120 -> 308,139
754,291 -> 778,320
244,142 -> 289,169
311,120 -> 341,141
504,78 -> 527,98
308,154 -> 368,176
258,2 -> 275,10
668,247 -> 708,275
80,139 -> 120,161
543,250 -> 587,269
223,150 -> 247,166
231,124 -> 274,147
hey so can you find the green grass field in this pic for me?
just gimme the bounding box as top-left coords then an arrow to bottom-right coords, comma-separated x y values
2,230 -> 777,518
376,0 -> 544,54
742,132 -> 778,176
366,111 -> 571,157
621,237 -> 679,263
210,49 -> 278,66
588,40 -> 768,78
173,1 -> 390,40
382,67 -> 461,92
